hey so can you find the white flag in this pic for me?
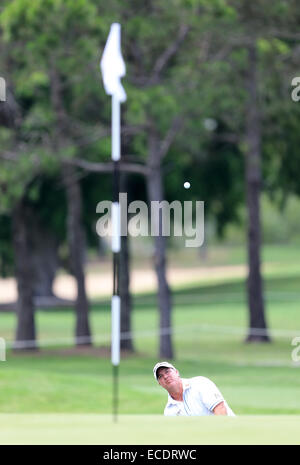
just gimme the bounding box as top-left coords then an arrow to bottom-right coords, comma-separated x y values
100,23 -> 126,102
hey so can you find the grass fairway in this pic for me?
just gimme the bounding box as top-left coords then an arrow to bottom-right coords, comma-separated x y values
1,300 -> 300,416
0,414 -> 299,445
1,246 -> 300,445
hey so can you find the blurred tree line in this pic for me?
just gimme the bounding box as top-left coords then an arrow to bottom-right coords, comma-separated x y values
0,0 -> 299,357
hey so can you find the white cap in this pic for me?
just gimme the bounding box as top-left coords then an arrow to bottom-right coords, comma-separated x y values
153,361 -> 176,380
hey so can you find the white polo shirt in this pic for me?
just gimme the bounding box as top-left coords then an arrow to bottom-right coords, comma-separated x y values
164,376 -> 235,416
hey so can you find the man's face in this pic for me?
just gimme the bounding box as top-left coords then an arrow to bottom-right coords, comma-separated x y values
157,367 -> 180,390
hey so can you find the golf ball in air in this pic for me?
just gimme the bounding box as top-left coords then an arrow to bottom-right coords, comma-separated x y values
184,182 -> 191,189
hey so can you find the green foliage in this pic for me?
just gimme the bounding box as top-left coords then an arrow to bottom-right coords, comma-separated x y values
0,0 -> 300,262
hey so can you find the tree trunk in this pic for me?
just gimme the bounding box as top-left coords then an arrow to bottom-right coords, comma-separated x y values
30,211 -> 58,298
62,163 -> 92,346
49,62 -> 92,346
244,43 -> 270,343
147,131 -> 174,359
12,199 -> 37,350
119,173 -> 134,352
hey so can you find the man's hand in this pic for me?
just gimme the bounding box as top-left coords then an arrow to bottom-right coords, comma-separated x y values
213,401 -> 228,415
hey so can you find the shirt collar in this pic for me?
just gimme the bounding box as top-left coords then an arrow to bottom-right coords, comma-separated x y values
182,378 -> 191,390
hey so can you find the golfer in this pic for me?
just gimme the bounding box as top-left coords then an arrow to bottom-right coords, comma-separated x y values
153,361 -> 235,416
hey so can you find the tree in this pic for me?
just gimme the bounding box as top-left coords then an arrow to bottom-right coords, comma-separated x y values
116,0 -> 201,359
227,0 -> 300,341
244,41 -> 270,341
0,0 -> 104,346
117,0 -> 248,356
49,59 -> 92,345
0,75 -> 39,348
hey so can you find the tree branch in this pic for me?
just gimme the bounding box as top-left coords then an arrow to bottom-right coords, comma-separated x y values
69,124 -> 146,149
268,29 -> 300,41
65,158 -> 149,176
158,116 -> 184,160
212,133 -> 241,144
150,24 -> 190,83
130,24 -> 190,87
0,151 -> 19,162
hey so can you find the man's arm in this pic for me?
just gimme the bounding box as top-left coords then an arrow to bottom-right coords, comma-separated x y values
213,401 -> 228,416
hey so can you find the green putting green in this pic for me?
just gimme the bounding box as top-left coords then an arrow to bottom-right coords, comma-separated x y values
0,414 -> 299,445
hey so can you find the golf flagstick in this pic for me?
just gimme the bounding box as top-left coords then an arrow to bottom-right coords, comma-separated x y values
100,23 -> 126,423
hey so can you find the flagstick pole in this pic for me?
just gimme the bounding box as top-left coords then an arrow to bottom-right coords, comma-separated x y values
100,21 -> 126,425
111,94 -> 121,423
